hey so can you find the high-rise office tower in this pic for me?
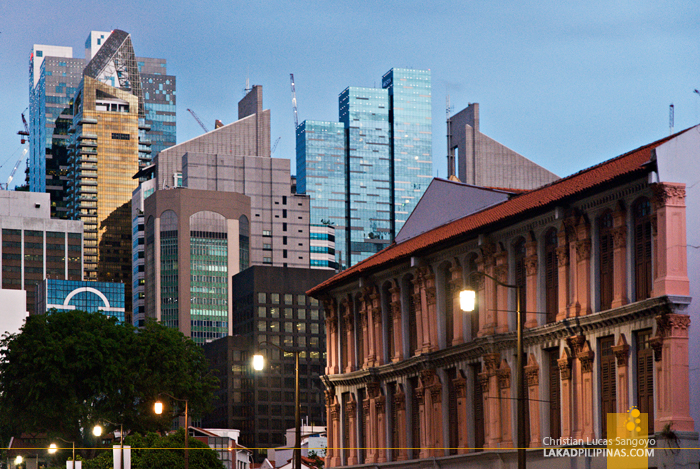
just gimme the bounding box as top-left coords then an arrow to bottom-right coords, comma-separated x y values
65,30 -> 155,315
28,31 -> 176,219
28,45 -> 85,218
297,68 -> 432,268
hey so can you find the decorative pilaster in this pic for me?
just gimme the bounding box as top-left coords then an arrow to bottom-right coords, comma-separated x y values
416,267 -> 437,353
375,395 -> 387,463
577,341 -> 595,440
494,251 -> 509,333
362,396 -> 373,463
652,183 -> 690,297
484,353 -> 501,447
525,354 -> 541,447
370,288 -> 383,366
346,395 -> 357,465
558,348 -> 573,439
390,286 -> 403,362
611,208 -> 629,309
612,334 -> 630,413
555,229 -> 570,321
394,390 -> 408,461
574,222 -> 592,316
342,298 -> 355,373
411,280 -> 424,356
479,244 -> 497,336
329,394 -> 341,467
654,313 -> 694,431
567,335 -> 586,439
525,240 -> 539,328
324,299 -> 339,375
449,265 -> 465,345
498,360 -> 513,448
453,374 -> 469,454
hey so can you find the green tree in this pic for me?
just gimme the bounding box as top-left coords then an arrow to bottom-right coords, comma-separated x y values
0,310 -> 217,446
83,431 -> 225,469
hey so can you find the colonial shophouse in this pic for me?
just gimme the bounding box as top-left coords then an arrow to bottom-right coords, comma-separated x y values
309,127 -> 700,468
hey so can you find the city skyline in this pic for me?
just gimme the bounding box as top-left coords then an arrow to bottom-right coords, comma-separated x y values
1,1 -> 698,190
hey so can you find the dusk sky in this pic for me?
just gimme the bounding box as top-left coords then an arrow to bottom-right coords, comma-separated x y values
1,1 -> 698,187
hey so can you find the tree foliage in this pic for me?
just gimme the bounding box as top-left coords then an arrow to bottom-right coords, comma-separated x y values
83,430 -> 225,469
0,310 -> 218,444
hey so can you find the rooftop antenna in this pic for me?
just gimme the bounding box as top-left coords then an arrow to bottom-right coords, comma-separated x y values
669,103 -> 674,135
446,95 -> 455,178
290,73 -> 299,130
244,67 -> 252,96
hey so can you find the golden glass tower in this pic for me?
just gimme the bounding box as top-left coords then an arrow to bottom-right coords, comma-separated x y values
67,30 -> 149,314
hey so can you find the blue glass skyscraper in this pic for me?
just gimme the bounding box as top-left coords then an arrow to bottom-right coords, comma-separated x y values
382,68 -> 432,235
297,68 -> 432,269
296,121 -> 345,268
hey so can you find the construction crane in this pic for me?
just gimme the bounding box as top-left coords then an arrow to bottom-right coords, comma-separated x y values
290,73 -> 299,130
187,108 -> 209,133
271,137 -> 281,155
2,148 -> 28,190
17,108 -> 29,144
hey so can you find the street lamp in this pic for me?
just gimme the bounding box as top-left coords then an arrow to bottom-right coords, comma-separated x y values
48,437 -> 76,467
461,270 -> 526,469
253,341 -> 301,469
93,419 -> 125,469
154,393 -> 189,469
13,455 -> 22,469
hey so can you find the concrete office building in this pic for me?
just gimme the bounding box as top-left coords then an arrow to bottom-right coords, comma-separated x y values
131,177 -> 155,327
447,103 -> 558,189
0,191 -> 83,315
154,85 -> 310,269
144,187 -> 251,343
203,265 -> 332,460
28,31 -> 175,219
297,68 -> 433,268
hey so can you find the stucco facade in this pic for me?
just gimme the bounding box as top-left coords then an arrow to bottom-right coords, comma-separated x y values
310,128 -> 700,468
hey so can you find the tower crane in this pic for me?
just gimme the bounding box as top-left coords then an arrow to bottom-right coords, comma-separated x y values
271,137 -> 281,155
187,108 -> 209,133
18,109 -> 29,144
290,74 -> 299,130
2,148 -> 28,190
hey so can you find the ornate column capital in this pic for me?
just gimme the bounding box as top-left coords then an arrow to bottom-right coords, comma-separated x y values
525,364 -> 539,387
656,313 -> 691,338
652,182 -> 686,208
612,334 -> 630,367
558,348 -> 573,381
484,353 -> 501,373
649,336 -> 664,362
453,376 -> 467,398
575,239 -> 592,262
394,391 -> 406,411
498,367 -> 511,389
567,335 -> 586,355
555,245 -> 569,267
525,255 -> 538,276
612,226 -> 627,249
478,372 -> 490,393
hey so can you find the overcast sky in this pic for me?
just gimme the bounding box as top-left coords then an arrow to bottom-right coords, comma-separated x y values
1,0 -> 698,188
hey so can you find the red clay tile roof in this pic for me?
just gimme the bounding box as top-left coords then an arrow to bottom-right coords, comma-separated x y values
308,129 -> 690,296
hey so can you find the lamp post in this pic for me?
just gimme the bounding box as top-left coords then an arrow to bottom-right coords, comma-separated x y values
155,393 -> 189,469
460,270 -> 526,469
93,419 -> 126,469
253,341 -> 301,469
48,438 -> 76,467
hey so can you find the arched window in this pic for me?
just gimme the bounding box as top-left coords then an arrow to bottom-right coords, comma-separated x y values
599,211 -> 614,310
513,238 -> 527,317
633,198 -> 652,300
544,229 -> 558,324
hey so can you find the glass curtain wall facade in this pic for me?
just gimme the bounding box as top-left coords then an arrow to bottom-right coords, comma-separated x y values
160,210 -> 178,330
138,57 -> 176,158
296,68 -> 432,269
36,279 -> 125,322
29,48 -> 85,218
382,68 -> 432,234
189,211 -> 229,343
340,87 -> 392,266
296,121 -> 345,269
